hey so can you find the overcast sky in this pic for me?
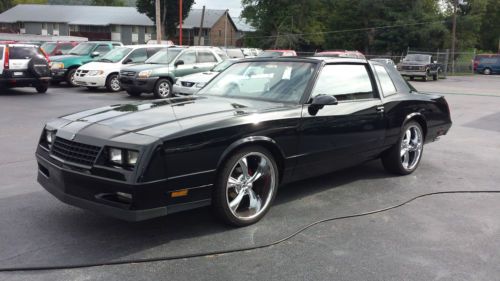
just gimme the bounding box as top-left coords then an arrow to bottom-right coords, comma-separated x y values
192,0 -> 243,18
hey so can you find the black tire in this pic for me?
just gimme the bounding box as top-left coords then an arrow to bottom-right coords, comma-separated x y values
28,57 -> 51,78
153,78 -> 172,99
483,68 -> 492,75
105,74 -> 121,92
66,68 -> 78,87
35,83 -> 48,93
213,146 -> 279,227
126,90 -> 141,97
381,121 -> 424,175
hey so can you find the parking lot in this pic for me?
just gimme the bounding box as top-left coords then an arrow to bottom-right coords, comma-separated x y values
0,75 -> 499,280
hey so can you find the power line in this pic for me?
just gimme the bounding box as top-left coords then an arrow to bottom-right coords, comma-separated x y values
244,20 -> 445,39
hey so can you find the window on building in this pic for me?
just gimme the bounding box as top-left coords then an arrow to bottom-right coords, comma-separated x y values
41,23 -> 48,30
311,64 -> 376,101
111,25 -> 120,33
53,23 -> 59,31
70,25 -> 79,32
219,30 -> 222,36
132,26 -> 139,33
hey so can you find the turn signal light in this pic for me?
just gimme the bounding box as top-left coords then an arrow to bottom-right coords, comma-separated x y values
171,189 -> 189,198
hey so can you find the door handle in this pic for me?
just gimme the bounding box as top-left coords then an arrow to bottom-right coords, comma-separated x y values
376,106 -> 385,113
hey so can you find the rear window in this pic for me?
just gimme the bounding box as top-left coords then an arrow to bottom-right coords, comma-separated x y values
225,49 -> 244,59
0,47 -> 4,60
9,46 -> 42,59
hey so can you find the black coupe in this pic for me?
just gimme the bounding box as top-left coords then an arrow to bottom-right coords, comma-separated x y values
36,57 -> 452,226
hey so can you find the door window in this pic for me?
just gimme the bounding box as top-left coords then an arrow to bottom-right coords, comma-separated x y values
311,64 -> 376,101
198,51 -> 217,63
126,48 -> 148,63
95,45 -> 111,55
374,65 -> 397,96
146,47 -> 163,58
177,51 -> 196,65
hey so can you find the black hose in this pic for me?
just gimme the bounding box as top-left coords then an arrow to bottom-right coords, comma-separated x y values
0,190 -> 498,272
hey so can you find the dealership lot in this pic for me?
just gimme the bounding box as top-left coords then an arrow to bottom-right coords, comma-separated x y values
0,75 -> 499,280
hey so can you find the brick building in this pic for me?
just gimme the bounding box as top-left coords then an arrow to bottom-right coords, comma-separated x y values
179,9 -> 239,47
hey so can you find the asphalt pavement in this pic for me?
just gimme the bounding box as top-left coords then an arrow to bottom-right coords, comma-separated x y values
0,75 -> 499,281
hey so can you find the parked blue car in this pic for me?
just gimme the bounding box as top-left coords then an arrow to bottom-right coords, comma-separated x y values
475,56 -> 500,75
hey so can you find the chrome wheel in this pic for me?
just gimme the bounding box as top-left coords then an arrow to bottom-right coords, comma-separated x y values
158,81 -> 171,98
484,68 -> 491,75
226,152 -> 276,221
110,76 -> 121,91
400,125 -> 423,170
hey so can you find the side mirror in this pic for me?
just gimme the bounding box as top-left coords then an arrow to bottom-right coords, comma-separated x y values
433,60 -> 437,64
308,95 -> 338,115
174,60 -> 184,67
91,51 -> 100,58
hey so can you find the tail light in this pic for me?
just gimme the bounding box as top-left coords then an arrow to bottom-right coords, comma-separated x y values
4,46 -> 9,70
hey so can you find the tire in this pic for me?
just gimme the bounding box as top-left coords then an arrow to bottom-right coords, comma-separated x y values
66,68 -> 78,87
213,146 -> 279,226
35,83 -> 48,93
381,121 -> 424,175
105,74 -> 121,92
126,90 -> 141,97
153,78 -> 172,99
483,68 -> 492,75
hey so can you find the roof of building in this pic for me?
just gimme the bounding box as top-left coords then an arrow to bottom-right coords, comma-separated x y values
181,9 -> 238,30
0,4 -> 154,26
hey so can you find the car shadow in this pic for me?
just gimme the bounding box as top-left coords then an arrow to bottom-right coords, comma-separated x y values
0,88 -> 40,96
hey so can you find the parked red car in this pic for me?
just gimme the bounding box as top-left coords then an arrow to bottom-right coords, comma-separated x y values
314,50 -> 366,59
258,49 -> 297,57
40,41 -> 80,56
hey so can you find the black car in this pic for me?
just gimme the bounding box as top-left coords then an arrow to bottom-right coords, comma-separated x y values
36,57 -> 452,226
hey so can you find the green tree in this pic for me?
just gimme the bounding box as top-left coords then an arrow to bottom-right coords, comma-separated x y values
478,0 -> 499,52
0,0 -> 13,13
136,0 -> 195,40
91,0 -> 124,6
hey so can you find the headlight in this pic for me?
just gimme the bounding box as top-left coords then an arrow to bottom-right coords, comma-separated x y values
138,70 -> 152,78
108,148 -> 139,167
195,82 -> 206,88
50,62 -> 64,69
45,129 -> 56,145
87,70 -> 104,76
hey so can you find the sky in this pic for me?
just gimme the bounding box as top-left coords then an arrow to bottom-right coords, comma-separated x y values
192,0 -> 243,18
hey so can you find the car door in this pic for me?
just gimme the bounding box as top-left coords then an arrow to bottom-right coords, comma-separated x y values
196,50 -> 219,72
293,63 -> 386,180
172,50 -> 198,77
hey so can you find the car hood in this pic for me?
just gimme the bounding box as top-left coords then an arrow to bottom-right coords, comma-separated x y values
57,96 -> 289,141
50,55 -> 85,62
79,61 -> 119,71
178,71 -> 218,83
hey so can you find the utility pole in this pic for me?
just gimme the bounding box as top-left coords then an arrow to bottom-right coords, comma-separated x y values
179,0 -> 183,45
224,9 -> 228,48
198,6 -> 206,46
155,0 -> 161,44
451,0 -> 458,74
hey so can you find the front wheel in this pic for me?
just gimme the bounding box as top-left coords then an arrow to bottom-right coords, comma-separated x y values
66,68 -> 77,87
381,121 -> 424,175
106,74 -> 121,92
35,83 -> 48,93
483,68 -> 492,75
153,78 -> 172,99
213,146 -> 279,226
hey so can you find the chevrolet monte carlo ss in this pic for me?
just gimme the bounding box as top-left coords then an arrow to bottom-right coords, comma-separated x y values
36,57 -> 452,226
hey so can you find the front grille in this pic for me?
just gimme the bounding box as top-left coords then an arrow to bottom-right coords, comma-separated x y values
51,137 -> 101,166
181,81 -> 195,87
76,69 -> 89,77
402,65 -> 422,71
120,70 -> 136,77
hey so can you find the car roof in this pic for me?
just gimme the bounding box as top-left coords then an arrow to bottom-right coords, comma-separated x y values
236,56 -> 368,64
123,44 -> 167,49
3,43 -> 38,48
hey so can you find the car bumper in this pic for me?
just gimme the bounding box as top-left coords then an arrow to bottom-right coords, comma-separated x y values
120,76 -> 158,93
0,76 -> 50,87
173,84 -> 199,95
399,71 -> 427,77
74,75 -> 106,88
36,148 -> 212,221
51,69 -> 67,81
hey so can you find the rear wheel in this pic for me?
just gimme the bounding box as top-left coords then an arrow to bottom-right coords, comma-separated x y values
381,121 -> 424,175
105,74 -> 121,92
153,78 -> 172,99
483,68 -> 492,75
213,146 -> 279,226
66,68 -> 77,87
35,83 -> 48,94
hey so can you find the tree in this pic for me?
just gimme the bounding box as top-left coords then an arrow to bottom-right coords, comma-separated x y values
0,0 -> 13,13
136,0 -> 195,40
91,0 -> 124,6
478,0 -> 499,52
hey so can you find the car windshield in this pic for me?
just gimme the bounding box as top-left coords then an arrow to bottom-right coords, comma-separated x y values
69,43 -> 95,56
212,60 -> 235,72
99,47 -> 132,63
197,61 -> 316,103
146,48 -> 182,64
41,43 -> 57,54
404,54 -> 430,62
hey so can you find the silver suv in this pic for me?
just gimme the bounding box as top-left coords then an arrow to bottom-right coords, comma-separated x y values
0,43 -> 51,93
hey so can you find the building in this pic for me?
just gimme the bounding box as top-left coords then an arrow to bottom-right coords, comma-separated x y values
179,9 -> 239,47
0,4 -> 154,44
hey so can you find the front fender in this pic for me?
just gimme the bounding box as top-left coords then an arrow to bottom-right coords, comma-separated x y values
217,136 -> 285,168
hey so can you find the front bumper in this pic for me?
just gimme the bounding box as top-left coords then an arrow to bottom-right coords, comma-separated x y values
173,84 -> 199,95
119,76 -> 158,93
36,147 -> 212,221
51,69 -> 67,81
399,70 -> 427,77
74,75 -> 106,88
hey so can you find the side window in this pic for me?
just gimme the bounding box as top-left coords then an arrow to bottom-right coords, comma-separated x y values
60,44 -> 75,54
198,51 -> 217,63
126,48 -> 148,63
146,47 -> 162,58
95,45 -> 111,55
177,51 -> 196,65
311,64 -> 376,101
112,43 -> 122,47
374,65 -> 397,96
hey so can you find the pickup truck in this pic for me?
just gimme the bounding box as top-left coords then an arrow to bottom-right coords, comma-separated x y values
397,54 -> 443,81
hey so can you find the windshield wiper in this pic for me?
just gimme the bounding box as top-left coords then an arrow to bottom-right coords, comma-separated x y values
99,58 -> 113,62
